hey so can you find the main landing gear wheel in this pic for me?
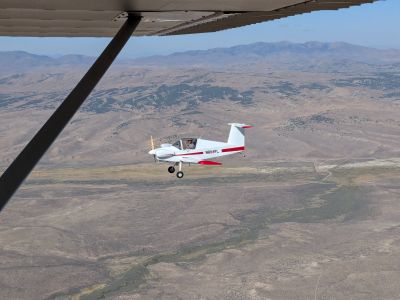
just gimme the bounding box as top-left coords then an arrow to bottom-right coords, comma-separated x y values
168,166 -> 175,173
176,171 -> 184,179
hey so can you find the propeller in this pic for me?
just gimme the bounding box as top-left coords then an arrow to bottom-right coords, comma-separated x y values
149,136 -> 174,161
150,135 -> 157,162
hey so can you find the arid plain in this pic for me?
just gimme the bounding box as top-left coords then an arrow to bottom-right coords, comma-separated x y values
1,42 -> 400,299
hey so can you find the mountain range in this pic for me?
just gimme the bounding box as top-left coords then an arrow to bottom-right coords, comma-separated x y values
133,41 -> 400,67
0,51 -> 95,75
1,41 -> 400,75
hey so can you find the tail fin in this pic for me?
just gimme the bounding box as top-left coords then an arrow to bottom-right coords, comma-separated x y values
227,123 -> 253,146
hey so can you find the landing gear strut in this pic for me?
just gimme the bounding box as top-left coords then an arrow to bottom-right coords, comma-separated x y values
176,161 -> 184,178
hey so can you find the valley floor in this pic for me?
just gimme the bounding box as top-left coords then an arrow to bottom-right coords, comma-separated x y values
1,159 -> 400,299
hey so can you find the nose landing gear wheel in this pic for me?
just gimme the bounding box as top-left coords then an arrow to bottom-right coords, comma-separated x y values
176,171 -> 184,178
168,166 -> 175,173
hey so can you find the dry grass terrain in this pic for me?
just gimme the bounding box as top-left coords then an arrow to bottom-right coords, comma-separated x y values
1,161 -> 400,299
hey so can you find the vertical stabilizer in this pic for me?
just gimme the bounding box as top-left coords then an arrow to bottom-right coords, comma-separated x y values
227,123 -> 252,146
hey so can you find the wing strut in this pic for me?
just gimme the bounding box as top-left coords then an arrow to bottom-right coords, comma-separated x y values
0,15 -> 141,212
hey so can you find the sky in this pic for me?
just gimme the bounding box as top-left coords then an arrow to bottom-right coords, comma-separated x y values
0,0 -> 398,59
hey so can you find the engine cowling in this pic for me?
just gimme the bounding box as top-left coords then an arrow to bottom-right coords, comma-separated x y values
154,149 -> 175,159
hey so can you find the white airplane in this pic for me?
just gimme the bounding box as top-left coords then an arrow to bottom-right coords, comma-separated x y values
149,123 -> 252,178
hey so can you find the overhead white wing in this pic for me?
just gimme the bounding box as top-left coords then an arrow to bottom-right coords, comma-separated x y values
0,0 -> 379,37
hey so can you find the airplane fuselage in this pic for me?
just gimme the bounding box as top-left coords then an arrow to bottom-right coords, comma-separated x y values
154,139 -> 245,164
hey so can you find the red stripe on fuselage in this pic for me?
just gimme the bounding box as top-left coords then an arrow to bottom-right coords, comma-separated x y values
221,146 -> 245,153
175,151 -> 204,156
175,147 -> 244,156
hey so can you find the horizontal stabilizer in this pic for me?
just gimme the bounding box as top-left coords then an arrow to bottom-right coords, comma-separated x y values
199,160 -> 222,166
228,123 -> 253,129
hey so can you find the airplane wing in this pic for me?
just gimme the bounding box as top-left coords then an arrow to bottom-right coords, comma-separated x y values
198,161 -> 222,166
0,0 -> 379,37
179,157 -> 222,166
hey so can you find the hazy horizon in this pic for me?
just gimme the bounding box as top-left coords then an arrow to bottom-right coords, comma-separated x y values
1,40 -> 400,60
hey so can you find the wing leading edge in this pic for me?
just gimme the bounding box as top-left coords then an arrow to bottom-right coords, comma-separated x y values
0,0 -> 379,37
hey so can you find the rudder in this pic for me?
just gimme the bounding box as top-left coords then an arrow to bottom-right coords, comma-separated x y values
227,123 -> 252,146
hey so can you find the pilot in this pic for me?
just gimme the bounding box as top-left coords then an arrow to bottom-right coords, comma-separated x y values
187,139 -> 195,149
